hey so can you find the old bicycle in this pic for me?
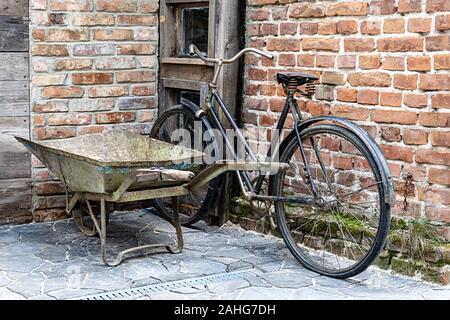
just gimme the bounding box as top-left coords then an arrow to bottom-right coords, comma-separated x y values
150,44 -> 394,278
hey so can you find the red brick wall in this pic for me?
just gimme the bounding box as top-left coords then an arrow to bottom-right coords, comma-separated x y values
29,0 -> 159,221
244,0 -> 449,236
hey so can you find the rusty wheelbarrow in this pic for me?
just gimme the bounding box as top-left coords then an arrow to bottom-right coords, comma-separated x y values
16,130 -> 287,267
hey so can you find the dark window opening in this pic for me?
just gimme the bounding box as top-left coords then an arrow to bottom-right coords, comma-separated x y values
181,7 -> 209,57
178,90 -> 201,106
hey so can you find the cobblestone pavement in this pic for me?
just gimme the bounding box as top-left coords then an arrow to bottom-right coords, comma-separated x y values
0,210 -> 448,300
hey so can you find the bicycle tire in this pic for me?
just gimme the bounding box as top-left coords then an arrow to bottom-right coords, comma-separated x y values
273,124 -> 390,278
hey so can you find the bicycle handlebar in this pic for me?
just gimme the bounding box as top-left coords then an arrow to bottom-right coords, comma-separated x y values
189,44 -> 274,64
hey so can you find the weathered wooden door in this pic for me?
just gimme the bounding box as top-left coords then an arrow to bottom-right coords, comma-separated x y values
0,0 -> 31,224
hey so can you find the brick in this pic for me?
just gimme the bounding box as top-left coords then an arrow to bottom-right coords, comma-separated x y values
93,29 -> 134,41
33,115 -> 45,127
318,22 -> 336,35
42,86 -> 84,98
46,29 -> 89,42
73,43 -> 115,56
33,127 -> 76,140
372,110 -> 417,124
377,37 -> 423,52
418,112 -> 450,127
403,129 -> 428,145
79,126 -> 105,135
288,4 -> 325,18
95,57 -> 136,70
117,15 -> 157,26
72,72 -> 113,85
321,71 -> 345,85
297,54 -> 315,67
55,59 -> 93,71
32,29 -> 45,41
419,74 -> 450,91
261,23 -> 278,36
71,14 -> 115,26
436,14 -> 450,31
49,0 -> 92,11
336,88 -> 357,102
357,89 -> 379,105
32,74 -> 66,86
348,72 -> 391,87
248,8 -> 270,21
432,94 -> 450,109
302,39 -> 340,52
316,55 -> 335,68
299,22 -> 318,35
31,44 -> 68,56
393,74 -> 418,90
132,85 -> 155,96
380,92 -> 402,107
315,85 -> 334,101
430,131 -> 450,147
370,0 -> 396,15
381,145 -> 414,162
434,54 -> 450,70
429,168 -> 450,185
278,54 -> 295,66
426,0 -> 450,12
248,68 -> 267,80
305,101 -> 330,116
344,38 -> 375,52
416,149 -> 450,165
381,126 -> 401,142
88,85 -> 129,98
404,93 -> 428,108
279,22 -> 297,35
425,35 -> 450,51
359,54 -> 381,69
117,44 -> 155,55
95,112 -> 135,124
96,0 -> 138,12
330,105 -> 369,120
326,2 -> 368,16
407,56 -> 431,72
407,18 -> 432,33
384,18 -> 405,33
259,114 -> 276,127
33,101 -> 69,113
398,0 -> 422,13
70,99 -> 114,112
138,110 -> 154,123
361,20 -> 381,35
47,114 -> 91,126
118,98 -> 155,110
425,187 -> 450,205
337,20 -> 358,34
267,39 -> 301,52
382,56 -> 405,71
31,0 -> 47,10
337,55 -> 356,68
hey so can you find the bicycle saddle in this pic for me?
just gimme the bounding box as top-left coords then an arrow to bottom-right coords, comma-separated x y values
276,72 -> 318,87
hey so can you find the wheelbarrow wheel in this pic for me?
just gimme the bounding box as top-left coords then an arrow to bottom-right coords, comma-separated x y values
149,104 -> 223,226
72,200 -> 111,237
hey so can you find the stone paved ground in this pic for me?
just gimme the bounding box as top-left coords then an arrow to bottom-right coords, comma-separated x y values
0,210 -> 448,300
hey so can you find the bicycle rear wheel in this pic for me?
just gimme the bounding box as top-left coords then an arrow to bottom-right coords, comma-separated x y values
273,124 -> 390,278
149,105 -> 222,226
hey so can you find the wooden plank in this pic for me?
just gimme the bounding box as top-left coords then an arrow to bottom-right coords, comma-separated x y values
0,81 -> 29,117
0,116 -> 30,180
0,0 -> 29,18
0,15 -> 29,52
0,178 -> 32,224
0,53 -> 28,81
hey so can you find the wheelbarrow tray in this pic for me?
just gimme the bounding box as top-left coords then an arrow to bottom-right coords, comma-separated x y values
15,130 -> 204,194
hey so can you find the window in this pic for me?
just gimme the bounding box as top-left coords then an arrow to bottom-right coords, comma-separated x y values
181,7 -> 209,56
179,90 -> 201,106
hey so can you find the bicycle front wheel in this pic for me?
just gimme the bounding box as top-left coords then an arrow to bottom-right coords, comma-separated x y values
273,124 -> 390,278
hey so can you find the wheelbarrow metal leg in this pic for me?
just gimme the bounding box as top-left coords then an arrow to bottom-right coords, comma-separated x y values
166,196 -> 184,254
98,196 -> 184,267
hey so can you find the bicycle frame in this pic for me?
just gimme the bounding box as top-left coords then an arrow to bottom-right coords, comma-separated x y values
196,83 -> 318,205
